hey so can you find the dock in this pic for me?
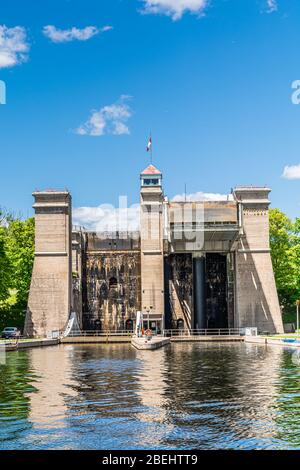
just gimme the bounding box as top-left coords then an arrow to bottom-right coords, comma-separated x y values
169,335 -> 243,342
0,338 -> 59,352
245,336 -> 300,348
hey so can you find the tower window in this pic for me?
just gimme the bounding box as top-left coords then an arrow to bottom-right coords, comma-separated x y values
142,178 -> 160,186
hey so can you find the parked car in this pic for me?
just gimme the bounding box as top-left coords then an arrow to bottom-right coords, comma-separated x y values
1,327 -> 21,339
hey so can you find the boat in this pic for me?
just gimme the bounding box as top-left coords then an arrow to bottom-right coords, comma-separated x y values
131,311 -> 170,350
131,335 -> 170,350
282,338 -> 300,346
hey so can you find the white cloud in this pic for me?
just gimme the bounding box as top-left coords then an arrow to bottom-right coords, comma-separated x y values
266,0 -> 277,13
171,191 -> 233,202
140,0 -> 208,20
73,204 -> 140,232
73,191 -> 235,232
282,164 -> 300,180
0,25 -> 29,69
73,191 -> 234,231
76,96 -> 132,136
42,25 -> 112,43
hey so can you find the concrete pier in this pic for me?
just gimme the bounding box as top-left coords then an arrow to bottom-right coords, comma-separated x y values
0,339 -> 59,351
61,336 -> 131,344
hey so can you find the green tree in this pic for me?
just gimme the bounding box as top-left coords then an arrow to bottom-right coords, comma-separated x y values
0,214 -> 35,330
0,225 -> 11,302
5,217 -> 35,305
269,208 -> 300,322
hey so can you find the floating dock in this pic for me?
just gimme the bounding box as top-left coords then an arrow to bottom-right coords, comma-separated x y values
131,336 -> 171,350
245,336 -> 300,348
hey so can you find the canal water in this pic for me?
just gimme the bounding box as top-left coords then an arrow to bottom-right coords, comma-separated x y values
0,342 -> 299,450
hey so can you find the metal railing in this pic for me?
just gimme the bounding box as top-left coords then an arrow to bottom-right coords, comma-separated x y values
163,328 -> 253,337
64,327 -> 257,338
65,329 -> 134,337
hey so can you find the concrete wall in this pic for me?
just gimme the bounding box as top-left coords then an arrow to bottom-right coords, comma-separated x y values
234,188 -> 284,334
25,191 -> 72,337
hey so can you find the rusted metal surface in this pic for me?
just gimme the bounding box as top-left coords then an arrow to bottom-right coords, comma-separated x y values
165,254 -> 193,329
83,251 -> 141,331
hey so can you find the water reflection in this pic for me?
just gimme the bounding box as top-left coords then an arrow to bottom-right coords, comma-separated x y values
161,343 -> 282,449
0,342 -> 299,449
133,349 -> 173,448
273,347 -> 300,447
0,351 -> 35,445
25,346 -> 78,449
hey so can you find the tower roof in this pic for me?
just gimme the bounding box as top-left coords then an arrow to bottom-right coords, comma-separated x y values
141,164 -> 162,175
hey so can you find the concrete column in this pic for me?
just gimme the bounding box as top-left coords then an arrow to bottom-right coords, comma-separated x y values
233,187 -> 284,334
71,230 -> 85,329
25,191 -> 72,337
140,167 -> 164,320
193,255 -> 206,329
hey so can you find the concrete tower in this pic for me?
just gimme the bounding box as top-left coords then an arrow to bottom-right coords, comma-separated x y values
140,165 -> 165,324
233,187 -> 284,334
25,191 -> 72,337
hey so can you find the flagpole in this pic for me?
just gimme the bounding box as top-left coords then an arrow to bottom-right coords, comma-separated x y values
146,132 -> 152,163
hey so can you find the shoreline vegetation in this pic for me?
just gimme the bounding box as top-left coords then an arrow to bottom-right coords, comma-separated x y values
0,207 -> 300,332
0,208 -> 34,331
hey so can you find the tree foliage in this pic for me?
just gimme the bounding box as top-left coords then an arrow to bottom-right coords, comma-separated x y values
0,226 -> 11,302
0,210 -> 34,330
269,208 -> 300,322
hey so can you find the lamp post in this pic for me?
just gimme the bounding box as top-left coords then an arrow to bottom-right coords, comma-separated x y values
296,300 -> 300,336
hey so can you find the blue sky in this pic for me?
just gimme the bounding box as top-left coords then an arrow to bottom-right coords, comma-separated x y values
1,0 -> 300,225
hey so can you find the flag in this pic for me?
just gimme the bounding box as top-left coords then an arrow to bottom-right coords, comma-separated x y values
146,136 -> 152,152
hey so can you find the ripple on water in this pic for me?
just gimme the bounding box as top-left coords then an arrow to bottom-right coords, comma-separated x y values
0,343 -> 300,449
